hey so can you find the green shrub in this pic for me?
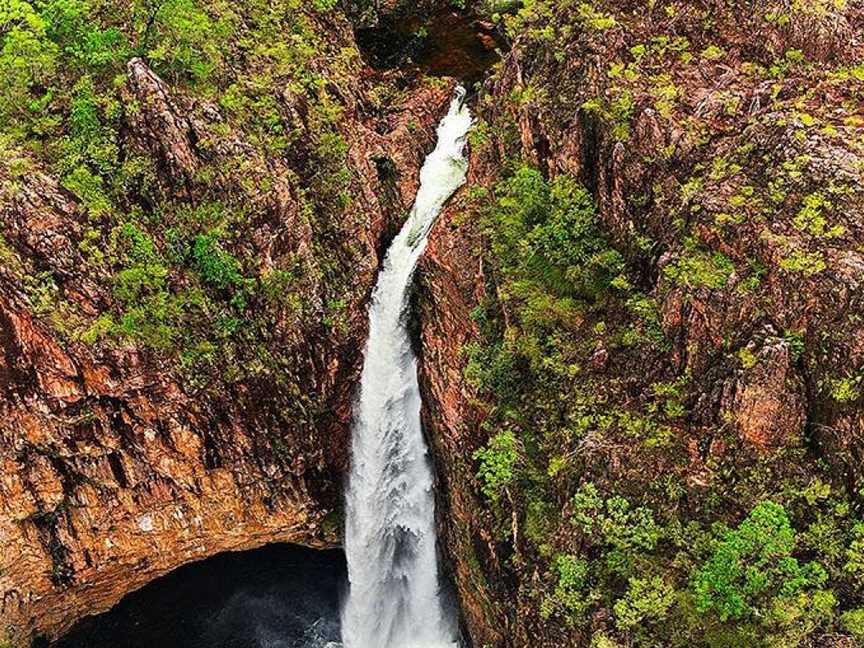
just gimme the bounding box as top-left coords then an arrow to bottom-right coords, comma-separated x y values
663,242 -> 734,290
779,249 -> 825,275
843,522 -> 864,576
840,608 -> 864,640
191,232 -> 244,291
473,430 -> 519,502
0,0 -> 59,129
614,576 -> 675,630
543,553 -> 595,625
571,483 -> 661,577
485,165 -> 625,313
138,0 -> 230,84
693,501 -> 828,622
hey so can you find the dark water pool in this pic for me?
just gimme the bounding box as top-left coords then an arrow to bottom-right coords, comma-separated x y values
52,544 -> 346,648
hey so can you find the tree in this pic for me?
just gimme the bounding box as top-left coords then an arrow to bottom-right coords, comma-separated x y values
693,501 -> 830,622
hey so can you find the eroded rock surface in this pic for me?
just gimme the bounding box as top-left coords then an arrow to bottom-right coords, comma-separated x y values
416,1 -> 864,646
0,32 -> 453,645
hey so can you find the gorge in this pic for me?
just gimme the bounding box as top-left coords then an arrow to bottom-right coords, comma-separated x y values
342,88 -> 471,648
3,1 -> 864,647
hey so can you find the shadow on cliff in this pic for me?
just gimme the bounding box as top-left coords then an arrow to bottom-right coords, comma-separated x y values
355,9 -> 506,86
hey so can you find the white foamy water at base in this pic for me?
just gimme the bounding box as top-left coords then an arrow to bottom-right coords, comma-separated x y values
341,88 -> 472,648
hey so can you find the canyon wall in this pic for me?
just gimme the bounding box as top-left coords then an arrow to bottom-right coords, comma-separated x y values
0,8 -> 454,642
418,1 -> 864,646
4,1 -> 864,647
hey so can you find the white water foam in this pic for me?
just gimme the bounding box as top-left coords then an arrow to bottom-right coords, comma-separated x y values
341,88 -> 473,648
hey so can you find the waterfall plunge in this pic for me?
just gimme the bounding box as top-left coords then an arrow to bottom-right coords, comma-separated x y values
341,89 -> 472,648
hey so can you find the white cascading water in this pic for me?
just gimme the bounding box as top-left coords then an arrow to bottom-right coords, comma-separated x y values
341,88 -> 473,648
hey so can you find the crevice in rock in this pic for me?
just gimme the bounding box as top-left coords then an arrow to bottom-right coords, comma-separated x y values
0,308 -> 37,398
579,111 -> 601,198
373,154 -> 405,265
107,452 -> 128,489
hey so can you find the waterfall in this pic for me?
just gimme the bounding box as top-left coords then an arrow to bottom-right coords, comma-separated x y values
341,88 -> 473,648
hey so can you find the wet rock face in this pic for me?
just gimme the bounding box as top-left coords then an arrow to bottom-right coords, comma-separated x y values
0,49 -> 453,646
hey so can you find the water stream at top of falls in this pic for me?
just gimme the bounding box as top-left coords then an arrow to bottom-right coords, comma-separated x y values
341,88 -> 473,648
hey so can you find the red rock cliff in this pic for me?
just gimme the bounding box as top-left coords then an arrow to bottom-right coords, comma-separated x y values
417,1 -> 864,646
0,35 -> 455,646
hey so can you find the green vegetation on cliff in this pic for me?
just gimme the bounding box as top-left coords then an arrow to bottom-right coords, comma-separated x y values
456,1 -> 864,645
465,158 -> 864,647
0,0 -> 374,387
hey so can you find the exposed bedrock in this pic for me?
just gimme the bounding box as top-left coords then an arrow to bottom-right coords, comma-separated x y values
0,44 -> 454,644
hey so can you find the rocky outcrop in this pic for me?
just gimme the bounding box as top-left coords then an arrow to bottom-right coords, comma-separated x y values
124,58 -> 201,196
728,334 -> 806,448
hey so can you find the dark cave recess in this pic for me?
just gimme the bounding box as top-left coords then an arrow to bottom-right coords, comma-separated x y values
48,544 -> 346,648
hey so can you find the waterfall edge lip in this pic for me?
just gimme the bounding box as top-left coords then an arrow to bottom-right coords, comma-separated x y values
341,88 -> 472,648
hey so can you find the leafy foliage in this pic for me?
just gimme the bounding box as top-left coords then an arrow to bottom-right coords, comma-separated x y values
542,553 -> 595,624
571,483 -> 662,577
473,430 -> 519,502
485,166 -> 625,303
693,502 -> 829,622
613,576 -> 675,631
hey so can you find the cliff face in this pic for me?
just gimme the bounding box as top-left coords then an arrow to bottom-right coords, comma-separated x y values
418,156 -> 507,648
418,1 -> 864,646
0,6 -> 454,641
5,0 -> 864,646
